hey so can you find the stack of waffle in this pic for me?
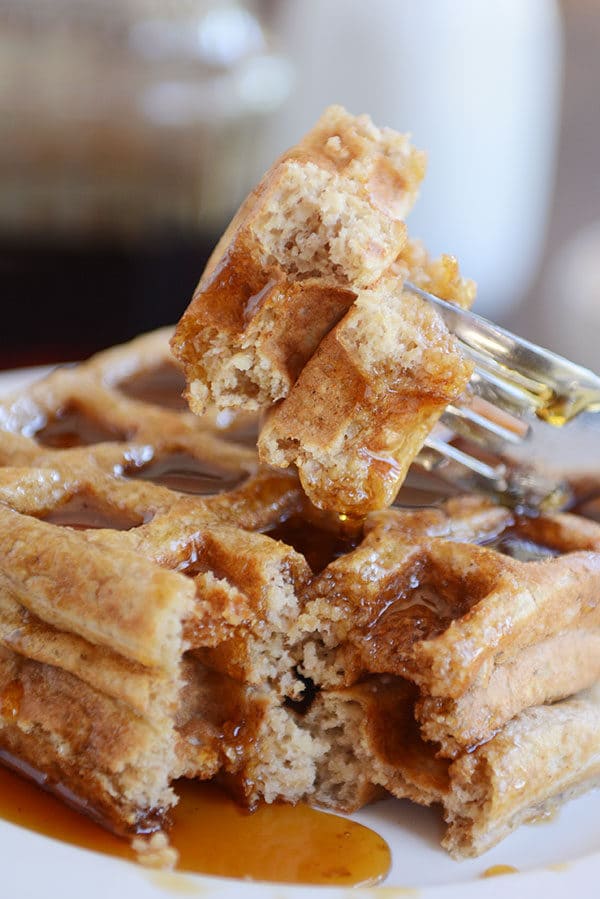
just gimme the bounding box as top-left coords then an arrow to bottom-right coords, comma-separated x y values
1,330 -> 600,857
0,330 -> 321,833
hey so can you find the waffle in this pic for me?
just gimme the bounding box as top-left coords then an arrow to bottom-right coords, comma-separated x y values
304,676 -> 449,813
258,242 -> 475,515
0,330 -> 323,833
293,495 -> 600,756
172,105 -> 426,415
304,675 -> 600,858
3,329 -> 600,861
292,497 -> 600,856
171,107 -> 475,515
443,683 -> 600,856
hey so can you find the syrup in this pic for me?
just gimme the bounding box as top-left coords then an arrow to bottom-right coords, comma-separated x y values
266,516 -> 361,574
0,766 -> 390,886
1,681 -> 23,720
536,387 -> 600,427
34,405 -> 125,448
118,364 -> 188,411
41,493 -> 142,530
124,452 -> 245,496
482,864 -> 519,878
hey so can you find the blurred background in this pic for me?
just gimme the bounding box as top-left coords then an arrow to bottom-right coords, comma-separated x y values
0,0 -> 598,371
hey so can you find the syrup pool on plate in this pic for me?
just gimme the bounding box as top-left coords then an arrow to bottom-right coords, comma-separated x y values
0,764 -> 391,887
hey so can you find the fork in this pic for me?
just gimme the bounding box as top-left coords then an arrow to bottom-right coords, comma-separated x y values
405,281 -> 600,512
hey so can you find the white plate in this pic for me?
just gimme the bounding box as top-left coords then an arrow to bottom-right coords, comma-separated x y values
1,365 -> 599,899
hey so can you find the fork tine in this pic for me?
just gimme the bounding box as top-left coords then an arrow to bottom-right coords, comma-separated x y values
466,349 -> 553,408
405,280 -> 600,423
467,370 -> 543,418
442,401 -> 526,447
417,436 -> 572,512
420,435 -> 508,487
404,280 -> 587,511
470,361 -> 550,412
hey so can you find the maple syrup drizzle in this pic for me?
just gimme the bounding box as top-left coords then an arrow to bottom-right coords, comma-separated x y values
0,766 -> 390,886
536,387 -> 600,427
117,364 -> 188,411
124,452 -> 246,496
266,515 -> 361,574
34,405 -> 125,448
41,493 -> 143,530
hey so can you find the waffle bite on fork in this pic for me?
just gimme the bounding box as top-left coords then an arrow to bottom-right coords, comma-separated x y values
172,106 -> 475,515
172,105 -> 426,416
258,242 -> 475,515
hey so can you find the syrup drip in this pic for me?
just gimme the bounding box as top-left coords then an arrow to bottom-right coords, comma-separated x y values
35,405 -> 125,448
118,364 -> 188,411
0,767 -> 390,886
124,452 -> 245,496
536,387 -> 600,427
41,493 -> 142,530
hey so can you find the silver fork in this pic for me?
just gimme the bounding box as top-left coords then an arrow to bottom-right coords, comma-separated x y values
406,281 -> 600,512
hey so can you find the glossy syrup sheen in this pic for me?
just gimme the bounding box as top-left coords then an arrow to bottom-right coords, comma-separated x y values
34,405 -> 125,448
117,364 -> 188,411
124,452 -> 245,496
0,767 -> 390,887
266,515 -> 361,573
